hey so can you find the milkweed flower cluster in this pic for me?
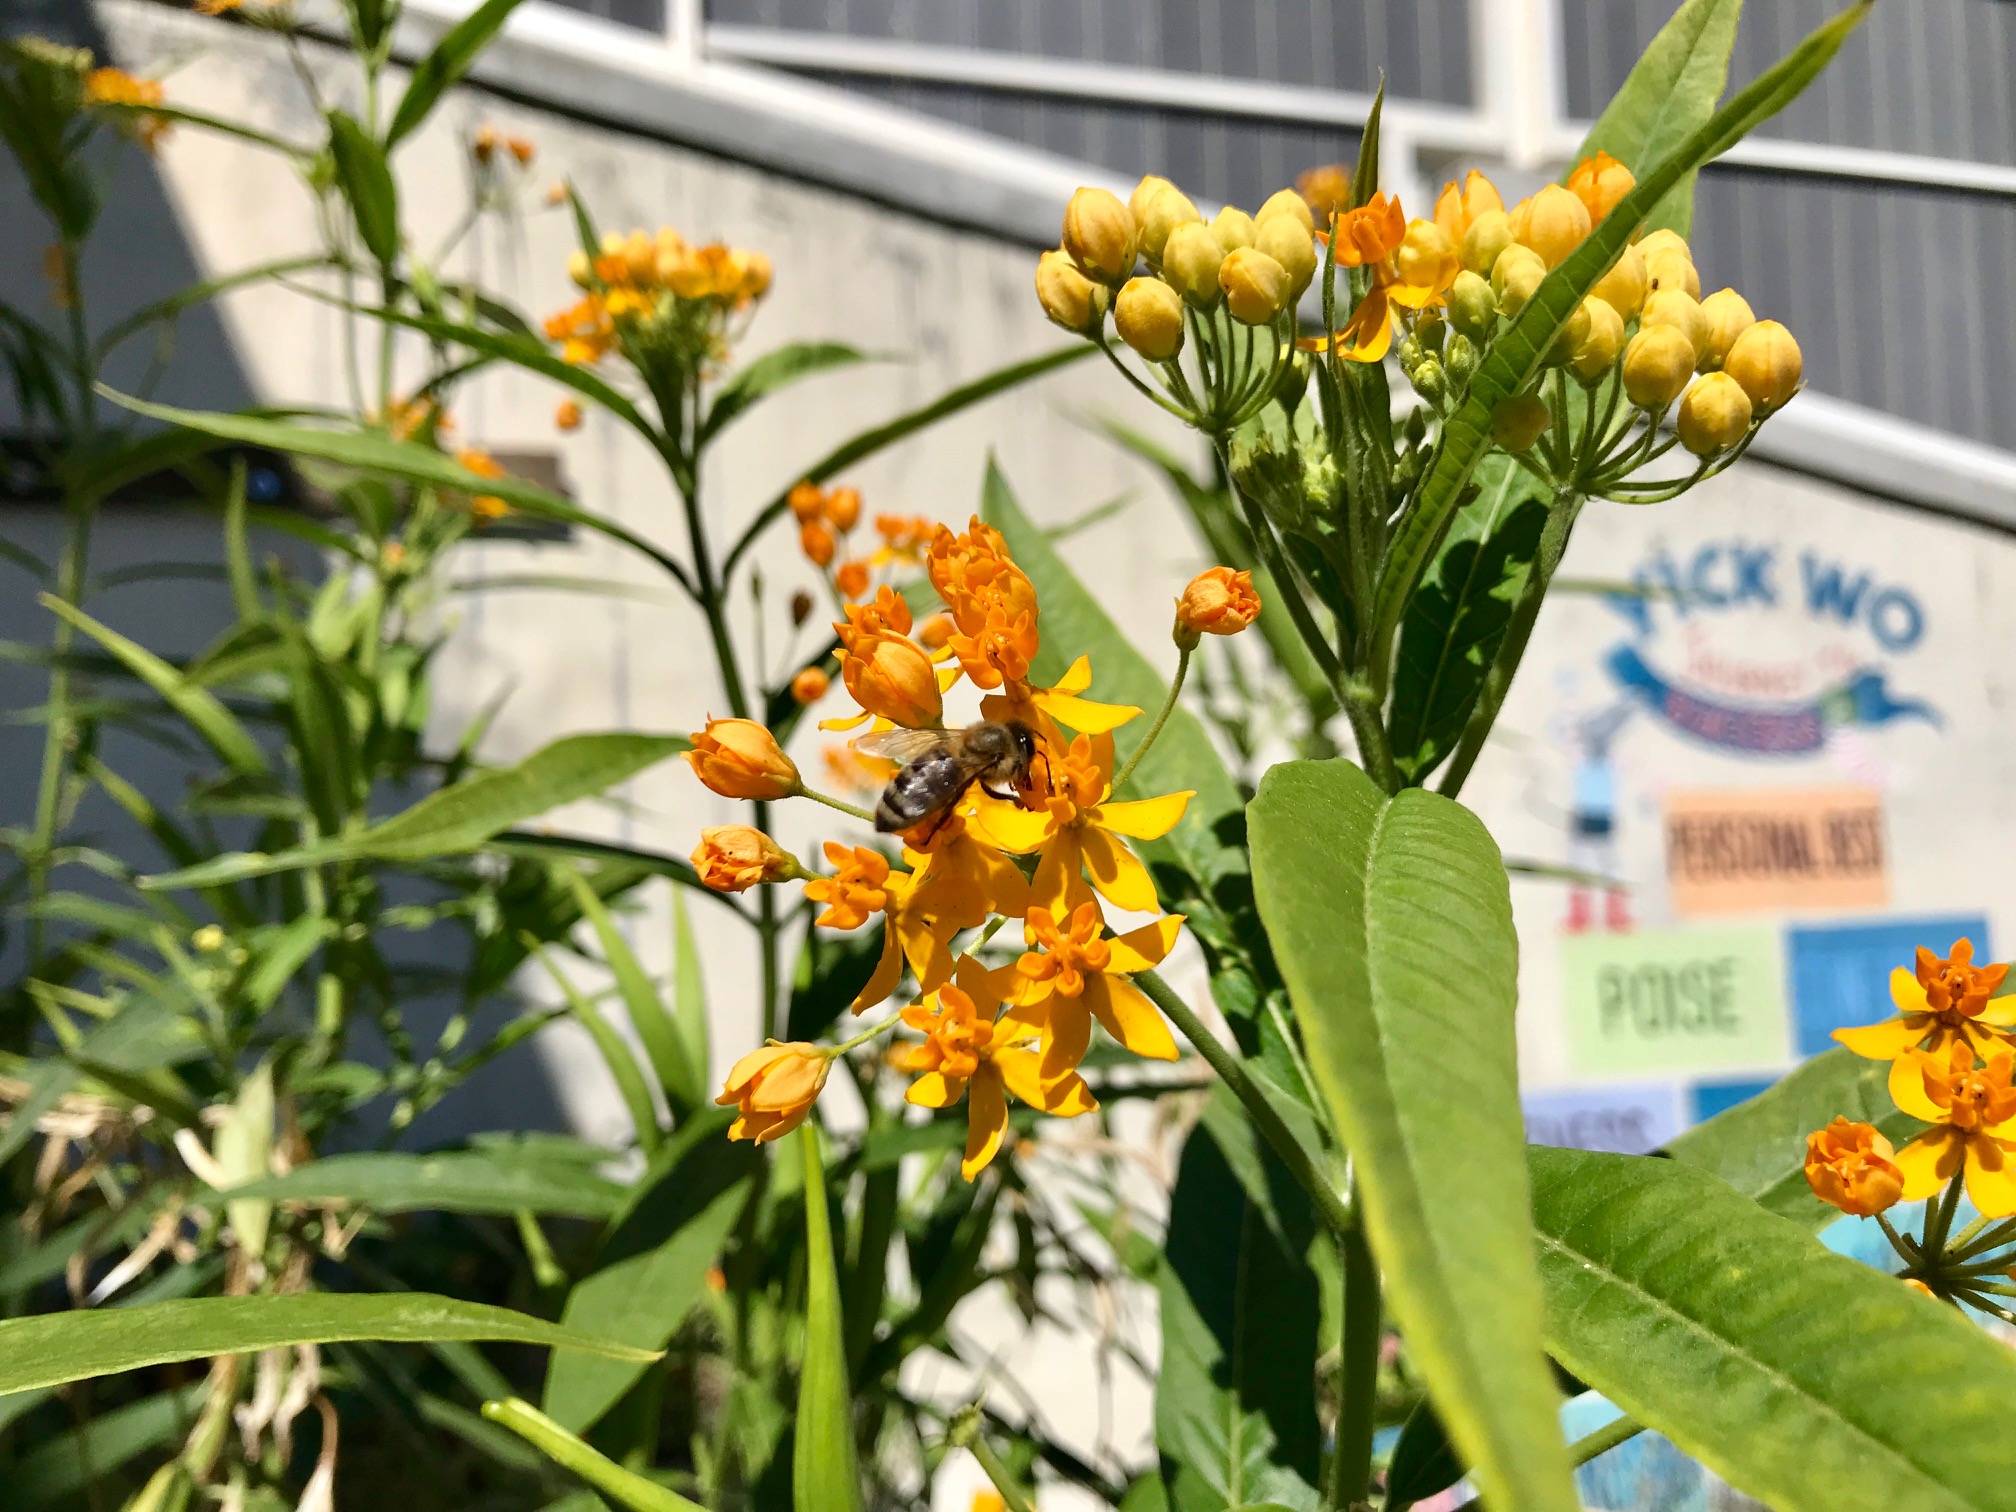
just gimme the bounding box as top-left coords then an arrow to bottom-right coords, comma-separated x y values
544,224 -> 772,372
689,520 -> 1255,1179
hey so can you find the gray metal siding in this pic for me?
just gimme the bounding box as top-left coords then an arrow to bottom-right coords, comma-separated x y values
543,0 -> 669,31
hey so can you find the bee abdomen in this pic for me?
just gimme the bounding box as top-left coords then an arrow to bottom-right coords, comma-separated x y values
875,752 -> 959,832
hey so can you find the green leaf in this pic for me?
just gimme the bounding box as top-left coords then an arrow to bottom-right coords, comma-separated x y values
327,110 -> 400,267
538,950 -> 664,1158
1660,1047 -> 1921,1231
1248,759 -> 1574,1511
12,1382 -> 205,1507
703,342 -> 874,442
39,596 -> 267,777
1571,0 -> 1742,237
95,254 -> 332,363
1370,2 -> 1871,680
485,1397 -> 707,1512
795,1128 -> 861,1512
0,1293 -> 655,1396
567,871 -> 703,1121
144,732 -> 689,887
543,1113 -> 758,1433
218,1149 -> 627,1219
1530,1146 -> 2016,1512
1388,455 -> 1548,783
1382,1401 -> 1464,1512
387,0 -> 529,147
670,888 -> 710,1118
1155,1090 -> 1321,1512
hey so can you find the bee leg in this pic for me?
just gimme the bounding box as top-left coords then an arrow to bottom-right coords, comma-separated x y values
920,806 -> 958,846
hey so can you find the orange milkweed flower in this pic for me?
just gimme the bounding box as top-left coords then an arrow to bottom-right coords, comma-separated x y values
892,959 -> 1096,1180
1302,201 -> 1457,365
1889,1040 -> 2016,1217
454,448 -> 512,519
800,519 -> 836,569
692,825 -> 798,892
804,843 -> 955,1014
871,514 -> 940,569
717,1041 -> 830,1144
686,718 -> 799,800
1803,1117 -> 1904,1217
544,294 -> 616,366
1833,939 -> 2015,1108
900,815 -> 1032,933
1006,899 -> 1180,1085
928,519 -> 1042,690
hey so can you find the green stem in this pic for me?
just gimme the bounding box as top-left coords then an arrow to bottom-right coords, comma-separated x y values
1924,1173 -> 1967,1259
1569,1413 -> 1644,1466
482,1399 -> 705,1512
1111,644 -> 1190,792
1132,968 -> 1352,1239
796,785 -> 877,825
1330,1186 -> 1380,1507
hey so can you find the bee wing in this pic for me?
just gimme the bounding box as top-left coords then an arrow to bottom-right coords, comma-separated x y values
853,727 -> 952,764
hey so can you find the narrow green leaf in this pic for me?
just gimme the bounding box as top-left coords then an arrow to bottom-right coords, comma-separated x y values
1659,1046 -> 1921,1231
327,110 -> 399,267
96,254 -> 332,363
543,1113 -> 757,1433
12,1382 -> 205,1507
218,1149 -> 627,1219
387,0 -> 529,147
486,1397 -> 705,1512
670,887 -> 710,1115
702,342 -> 874,442
1249,760 -> 1574,1511
1571,0 -> 1743,236
796,1128 -> 861,1512
40,596 -> 266,777
1531,1147 -> 2016,1512
0,1293 -> 654,1396
539,950 -> 664,1158
567,871 -> 703,1121
1155,1089 -> 1321,1512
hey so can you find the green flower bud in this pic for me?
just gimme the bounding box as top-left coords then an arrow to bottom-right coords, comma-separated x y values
1416,310 -> 1447,354
1062,186 -> 1138,285
1447,270 -> 1498,340
1255,213 -> 1317,299
1492,392 -> 1553,452
1723,319 -> 1802,413
1161,222 -> 1226,305
1256,187 -> 1315,236
1411,355 -> 1447,404
1677,370 -> 1753,455
1698,287 -> 1757,371
1219,247 -> 1291,325
1137,185 -> 1203,265
1212,205 -> 1257,254
1035,248 -> 1107,335
1491,244 -> 1546,316
1115,276 -> 1186,361
1621,324 -> 1696,410
1444,331 -> 1478,385
1460,209 -> 1514,276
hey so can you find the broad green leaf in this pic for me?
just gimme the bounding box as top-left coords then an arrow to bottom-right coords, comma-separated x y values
1660,1046 -> 1921,1231
1155,1090 -> 1321,1512
0,1293 -> 654,1396
567,871 -> 703,1121
1370,3 -> 1871,679
1389,456 -> 1548,783
387,0 -> 529,147
721,343 -> 1094,580
488,1398 -> 705,1512
1570,0 -> 1742,236
327,110 -> 399,267
544,1113 -> 757,1433
796,1128 -> 861,1512
219,1149 -> 627,1219
1530,1146 -> 2016,1512
703,342 -> 873,442
40,596 -> 267,777
13,1382 -> 203,1506
144,732 -> 689,887
1248,760 -> 1574,1511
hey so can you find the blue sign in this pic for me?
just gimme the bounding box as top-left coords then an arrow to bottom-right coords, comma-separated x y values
1785,916 -> 1991,1056
1690,1076 -> 1780,1122
1523,1084 -> 1683,1155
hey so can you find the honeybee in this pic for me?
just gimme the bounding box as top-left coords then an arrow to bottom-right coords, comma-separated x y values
855,720 -> 1040,835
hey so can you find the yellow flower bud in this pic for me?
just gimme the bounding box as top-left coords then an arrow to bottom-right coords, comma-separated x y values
1219,247 -> 1291,325
1492,392 -> 1553,452
1396,219 -> 1459,292
692,826 -> 798,892
622,229 -> 655,284
1697,288 -> 1756,371
1644,248 -> 1700,301
1570,295 -> 1625,382
687,718 -> 799,800
1255,214 -> 1317,299
1635,229 -> 1691,264
1137,186 -> 1203,264
1491,243 -> 1547,316
1677,370 -> 1753,455
1567,150 -> 1636,224
1212,205 -> 1257,255
1460,209 -> 1514,276
1129,174 -> 1177,223
1642,289 -> 1708,363
1723,319 -> 1802,413
717,1041 -> 830,1144
1062,186 -> 1138,284
567,249 -> 593,288
1545,299 -> 1593,368
1035,249 -> 1107,334
1589,243 -> 1647,318
1621,324 -> 1697,410
1116,276 -> 1186,361
1161,222 -> 1226,305
1516,183 -> 1592,269
1446,270 -> 1498,340
1256,187 -> 1315,236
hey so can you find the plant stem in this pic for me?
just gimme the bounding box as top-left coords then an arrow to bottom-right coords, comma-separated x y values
1330,1181 -> 1380,1507
1569,1413 -> 1644,1466
796,785 -> 877,824
1132,968 -> 1353,1239
1924,1172 -> 1966,1259
1112,644 -> 1189,792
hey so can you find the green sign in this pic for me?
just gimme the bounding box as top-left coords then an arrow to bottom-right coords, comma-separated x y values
1561,926 -> 1789,1077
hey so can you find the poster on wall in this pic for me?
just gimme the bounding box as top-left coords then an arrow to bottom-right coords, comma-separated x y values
1462,464 -> 2015,1151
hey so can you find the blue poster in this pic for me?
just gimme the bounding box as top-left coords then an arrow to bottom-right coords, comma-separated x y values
1786,916 -> 1991,1055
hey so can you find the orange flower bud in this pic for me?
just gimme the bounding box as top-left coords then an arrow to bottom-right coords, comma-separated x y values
918,614 -> 956,651
1621,324 -> 1697,410
1396,219 -> 1460,294
1296,164 -> 1351,220
1637,228 -> 1690,263
834,560 -> 870,600
1218,247 -> 1291,325
1062,186 -> 1138,284
687,718 -> 799,800
692,825 -> 797,891
826,486 -> 861,533
1515,184 -> 1591,270
554,399 -> 582,431
1803,1117 -> 1904,1216
842,632 -> 944,728
1589,242 -> 1647,318
1176,567 -> 1260,647
800,519 -> 836,568
1723,319 -> 1802,414
1256,187 -> 1315,236
791,666 -> 831,705
1566,150 -> 1635,223
1116,276 -> 1186,361
1434,169 -> 1504,242
717,1041 -> 830,1143
788,481 -> 825,523
1491,392 -> 1553,453
1035,249 -> 1107,334
506,135 -> 535,166
1677,371 -> 1753,455
1698,288 -> 1757,371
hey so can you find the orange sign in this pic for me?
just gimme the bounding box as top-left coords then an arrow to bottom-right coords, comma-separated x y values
1664,786 -> 1887,916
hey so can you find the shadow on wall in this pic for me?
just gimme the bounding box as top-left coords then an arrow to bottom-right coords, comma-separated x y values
0,2 -> 578,1146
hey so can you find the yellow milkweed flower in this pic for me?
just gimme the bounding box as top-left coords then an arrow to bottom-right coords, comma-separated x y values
1005,900 -> 1180,1085
1833,941 -> 2015,1107
1890,1040 -> 2016,1217
717,1041 -> 830,1144
892,960 -> 1096,1181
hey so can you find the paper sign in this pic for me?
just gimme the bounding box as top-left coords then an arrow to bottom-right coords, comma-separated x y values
1664,785 -> 1887,916
1562,925 -> 1789,1076
1523,1084 -> 1682,1154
